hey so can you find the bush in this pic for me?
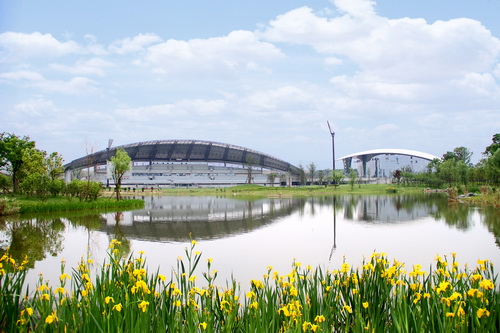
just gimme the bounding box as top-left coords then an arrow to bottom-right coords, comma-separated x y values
0,197 -> 20,215
385,187 -> 398,193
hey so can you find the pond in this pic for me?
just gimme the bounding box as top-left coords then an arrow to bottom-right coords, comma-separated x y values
1,193 -> 499,291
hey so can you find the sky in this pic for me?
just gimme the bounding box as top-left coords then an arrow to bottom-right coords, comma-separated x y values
1,0 -> 499,169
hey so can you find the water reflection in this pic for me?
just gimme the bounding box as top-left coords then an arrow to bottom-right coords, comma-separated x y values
1,194 -> 499,273
102,196 -> 307,242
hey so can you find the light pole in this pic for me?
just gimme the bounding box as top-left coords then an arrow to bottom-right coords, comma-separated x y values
327,121 -> 335,171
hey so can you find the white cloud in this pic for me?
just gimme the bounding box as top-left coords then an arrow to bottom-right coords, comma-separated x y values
0,70 -> 99,95
50,57 -> 115,76
260,4 -> 500,84
13,98 -> 57,117
138,30 -> 284,77
109,33 -> 162,55
0,32 -> 82,61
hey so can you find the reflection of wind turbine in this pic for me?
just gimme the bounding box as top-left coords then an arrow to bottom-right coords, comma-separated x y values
329,196 -> 337,262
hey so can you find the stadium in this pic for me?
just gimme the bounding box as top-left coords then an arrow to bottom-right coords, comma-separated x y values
339,149 -> 439,180
64,140 -> 301,187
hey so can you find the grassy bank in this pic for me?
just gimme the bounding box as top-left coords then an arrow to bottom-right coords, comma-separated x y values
0,195 -> 144,214
1,240 -> 498,332
157,184 -> 427,198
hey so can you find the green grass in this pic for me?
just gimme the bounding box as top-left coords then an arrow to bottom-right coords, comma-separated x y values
158,183 -> 427,198
1,241 -> 498,332
0,195 -> 144,214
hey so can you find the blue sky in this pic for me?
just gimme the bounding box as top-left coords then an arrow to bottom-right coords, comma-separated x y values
1,0 -> 499,168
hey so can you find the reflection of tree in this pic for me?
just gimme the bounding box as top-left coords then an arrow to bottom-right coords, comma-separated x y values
66,214 -> 102,230
431,201 -> 471,230
109,212 -> 131,256
0,218 -> 64,268
479,207 -> 500,247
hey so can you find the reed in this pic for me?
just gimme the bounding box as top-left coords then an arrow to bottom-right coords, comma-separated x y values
1,242 -> 498,332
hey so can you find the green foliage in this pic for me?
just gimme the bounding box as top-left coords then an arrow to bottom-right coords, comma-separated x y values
64,180 -> 102,202
0,197 -> 20,215
46,152 -> 64,180
385,187 -> 398,193
18,198 -> 143,214
20,174 -> 51,202
0,173 -> 10,193
1,245 -> 498,332
110,148 -> 131,200
349,168 -> 357,190
331,170 -> 344,187
0,133 -> 36,192
483,133 -> 500,157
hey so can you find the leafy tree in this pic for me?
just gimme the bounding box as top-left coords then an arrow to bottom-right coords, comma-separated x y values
317,170 -> 324,185
267,173 -> 277,187
0,133 -> 35,192
332,170 -> 344,188
453,147 -> 473,166
0,174 -> 10,193
246,155 -> 256,184
483,133 -> 500,157
393,170 -> 402,184
348,168 -> 357,190
438,159 -> 457,187
46,152 -> 65,180
110,148 -> 131,200
279,173 -> 287,187
20,173 -> 51,201
297,164 -> 306,185
487,149 -> 500,182
20,147 -> 47,180
307,162 -> 316,184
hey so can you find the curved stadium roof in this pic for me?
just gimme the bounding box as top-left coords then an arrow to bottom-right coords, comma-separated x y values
339,148 -> 439,161
65,139 -> 300,174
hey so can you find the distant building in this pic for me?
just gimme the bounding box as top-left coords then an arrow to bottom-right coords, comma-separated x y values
339,149 -> 438,178
64,140 -> 300,187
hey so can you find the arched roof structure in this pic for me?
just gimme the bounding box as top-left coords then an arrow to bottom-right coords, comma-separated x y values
65,139 -> 300,174
339,149 -> 438,162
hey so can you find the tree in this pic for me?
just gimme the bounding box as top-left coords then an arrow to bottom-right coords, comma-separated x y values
297,164 -> 306,185
393,170 -> 402,185
438,159 -> 457,187
317,170 -> 324,185
453,147 -> 473,166
483,133 -> 500,157
332,170 -> 344,188
246,155 -> 256,184
267,173 -> 277,187
0,133 -> 35,192
307,162 -> 316,184
46,152 -> 65,180
110,148 -> 131,200
348,168 -> 357,190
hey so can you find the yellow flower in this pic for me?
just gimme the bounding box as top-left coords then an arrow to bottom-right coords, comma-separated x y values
199,322 -> 207,330
105,296 -> 114,304
250,301 -> 258,309
158,274 -> 166,282
446,312 -> 455,318
40,293 -> 50,301
138,250 -> 145,255
471,273 -> 483,281
112,303 -> 123,312
246,291 -> 256,299
477,308 -> 490,318
45,312 -> 58,324
457,307 -> 465,317
59,273 -> 71,281
362,302 -> 369,309
26,308 -> 33,316
191,240 -> 197,246
189,275 -> 197,282
174,300 -> 182,307
343,305 -> 353,314
413,293 -> 422,304
138,300 -> 149,312
479,279 -> 494,290
302,321 -> 312,332
55,287 -> 65,294
81,289 -> 88,297
314,315 -> 325,323
87,259 -> 94,264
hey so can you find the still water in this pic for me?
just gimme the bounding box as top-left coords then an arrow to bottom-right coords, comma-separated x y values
2,194 -> 499,290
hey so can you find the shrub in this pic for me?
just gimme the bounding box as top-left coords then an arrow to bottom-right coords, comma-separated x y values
0,197 -> 20,215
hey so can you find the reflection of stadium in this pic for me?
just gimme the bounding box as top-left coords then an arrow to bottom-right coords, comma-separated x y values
343,195 -> 440,223
104,196 -> 306,241
339,149 -> 438,178
64,140 -> 300,187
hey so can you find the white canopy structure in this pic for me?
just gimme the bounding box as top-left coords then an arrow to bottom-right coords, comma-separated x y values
338,149 -> 439,177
